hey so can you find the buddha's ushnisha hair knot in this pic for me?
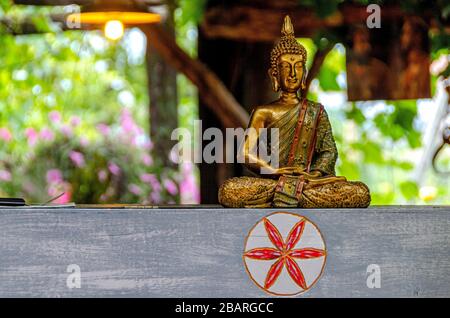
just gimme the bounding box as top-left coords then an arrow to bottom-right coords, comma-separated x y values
270,15 -> 307,76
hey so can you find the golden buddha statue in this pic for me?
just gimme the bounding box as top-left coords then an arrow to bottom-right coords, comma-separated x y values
218,16 -> 371,208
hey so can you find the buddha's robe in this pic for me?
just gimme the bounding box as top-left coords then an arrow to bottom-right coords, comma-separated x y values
219,100 -> 371,208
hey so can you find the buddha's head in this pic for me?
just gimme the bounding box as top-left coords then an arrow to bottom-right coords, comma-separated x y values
269,15 -> 307,94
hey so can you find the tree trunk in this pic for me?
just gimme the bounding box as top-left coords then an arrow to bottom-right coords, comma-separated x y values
144,7 -> 178,169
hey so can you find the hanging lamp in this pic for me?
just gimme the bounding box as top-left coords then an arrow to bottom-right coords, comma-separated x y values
67,0 -> 162,40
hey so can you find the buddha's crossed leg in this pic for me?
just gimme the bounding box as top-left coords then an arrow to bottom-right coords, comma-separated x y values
218,176 -> 371,208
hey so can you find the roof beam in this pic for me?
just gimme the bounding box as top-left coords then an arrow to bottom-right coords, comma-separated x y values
200,4 -> 443,42
13,0 -> 91,5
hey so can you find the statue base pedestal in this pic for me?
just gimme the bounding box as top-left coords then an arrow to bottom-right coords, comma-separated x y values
0,205 -> 449,297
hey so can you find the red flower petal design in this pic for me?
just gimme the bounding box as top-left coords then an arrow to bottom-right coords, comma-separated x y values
263,218 -> 285,250
289,248 -> 326,259
285,219 -> 305,251
244,248 -> 282,260
285,257 -> 307,290
245,215 -> 326,293
264,258 -> 285,289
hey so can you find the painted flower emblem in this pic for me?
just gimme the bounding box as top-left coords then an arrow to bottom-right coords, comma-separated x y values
244,216 -> 326,291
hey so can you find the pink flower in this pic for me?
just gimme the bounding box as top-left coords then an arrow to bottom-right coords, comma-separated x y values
128,183 -> 142,195
180,163 -> 200,203
142,154 -> 153,166
140,173 -> 160,191
0,128 -> 12,142
163,178 -> 178,196
98,169 -> 108,182
60,124 -> 73,137
46,169 -> 63,184
150,191 -> 161,204
40,127 -> 54,142
25,127 -> 38,145
69,151 -> 85,167
120,108 -> 139,135
0,170 -> 12,181
182,162 -> 193,174
140,173 -> 154,183
54,191 -> 71,204
48,111 -> 61,123
108,162 -> 121,176
70,116 -> 81,127
143,139 -> 153,150
47,182 -> 71,203
96,123 -> 110,136
180,176 -> 200,202
80,137 -> 89,147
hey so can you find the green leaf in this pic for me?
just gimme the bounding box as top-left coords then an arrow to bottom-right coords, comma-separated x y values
317,67 -> 340,90
316,43 -> 345,91
352,141 -> 384,164
336,159 -> 360,180
442,4 -> 450,19
346,103 -> 366,125
176,0 -> 207,25
400,181 -> 419,201
0,0 -> 12,13
31,14 -> 52,33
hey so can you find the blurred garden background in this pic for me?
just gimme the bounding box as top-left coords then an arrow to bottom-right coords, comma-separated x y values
0,0 -> 449,205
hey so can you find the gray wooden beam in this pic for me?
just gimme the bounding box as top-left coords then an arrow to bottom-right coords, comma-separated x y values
0,206 -> 449,297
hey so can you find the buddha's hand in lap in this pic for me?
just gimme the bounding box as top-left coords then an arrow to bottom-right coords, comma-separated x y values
274,167 -> 322,178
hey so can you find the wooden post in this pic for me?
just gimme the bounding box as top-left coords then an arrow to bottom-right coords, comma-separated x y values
198,29 -> 276,203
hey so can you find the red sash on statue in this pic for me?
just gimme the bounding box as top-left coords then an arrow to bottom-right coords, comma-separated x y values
274,100 -> 323,206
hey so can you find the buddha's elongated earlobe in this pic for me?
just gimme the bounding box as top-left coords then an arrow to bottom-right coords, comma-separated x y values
268,69 -> 280,92
301,66 -> 308,90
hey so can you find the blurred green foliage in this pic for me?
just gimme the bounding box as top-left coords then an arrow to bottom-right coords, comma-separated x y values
175,0 -> 207,26
0,3 -> 181,203
306,42 -> 449,204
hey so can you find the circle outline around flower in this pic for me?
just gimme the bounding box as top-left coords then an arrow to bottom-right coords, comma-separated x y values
242,211 -> 327,296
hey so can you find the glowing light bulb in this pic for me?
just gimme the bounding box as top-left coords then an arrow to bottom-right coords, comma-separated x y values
104,20 -> 124,40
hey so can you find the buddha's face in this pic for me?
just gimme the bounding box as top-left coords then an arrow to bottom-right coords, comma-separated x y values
276,54 -> 305,93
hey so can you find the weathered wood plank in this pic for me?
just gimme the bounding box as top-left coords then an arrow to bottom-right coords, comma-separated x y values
0,206 -> 449,297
